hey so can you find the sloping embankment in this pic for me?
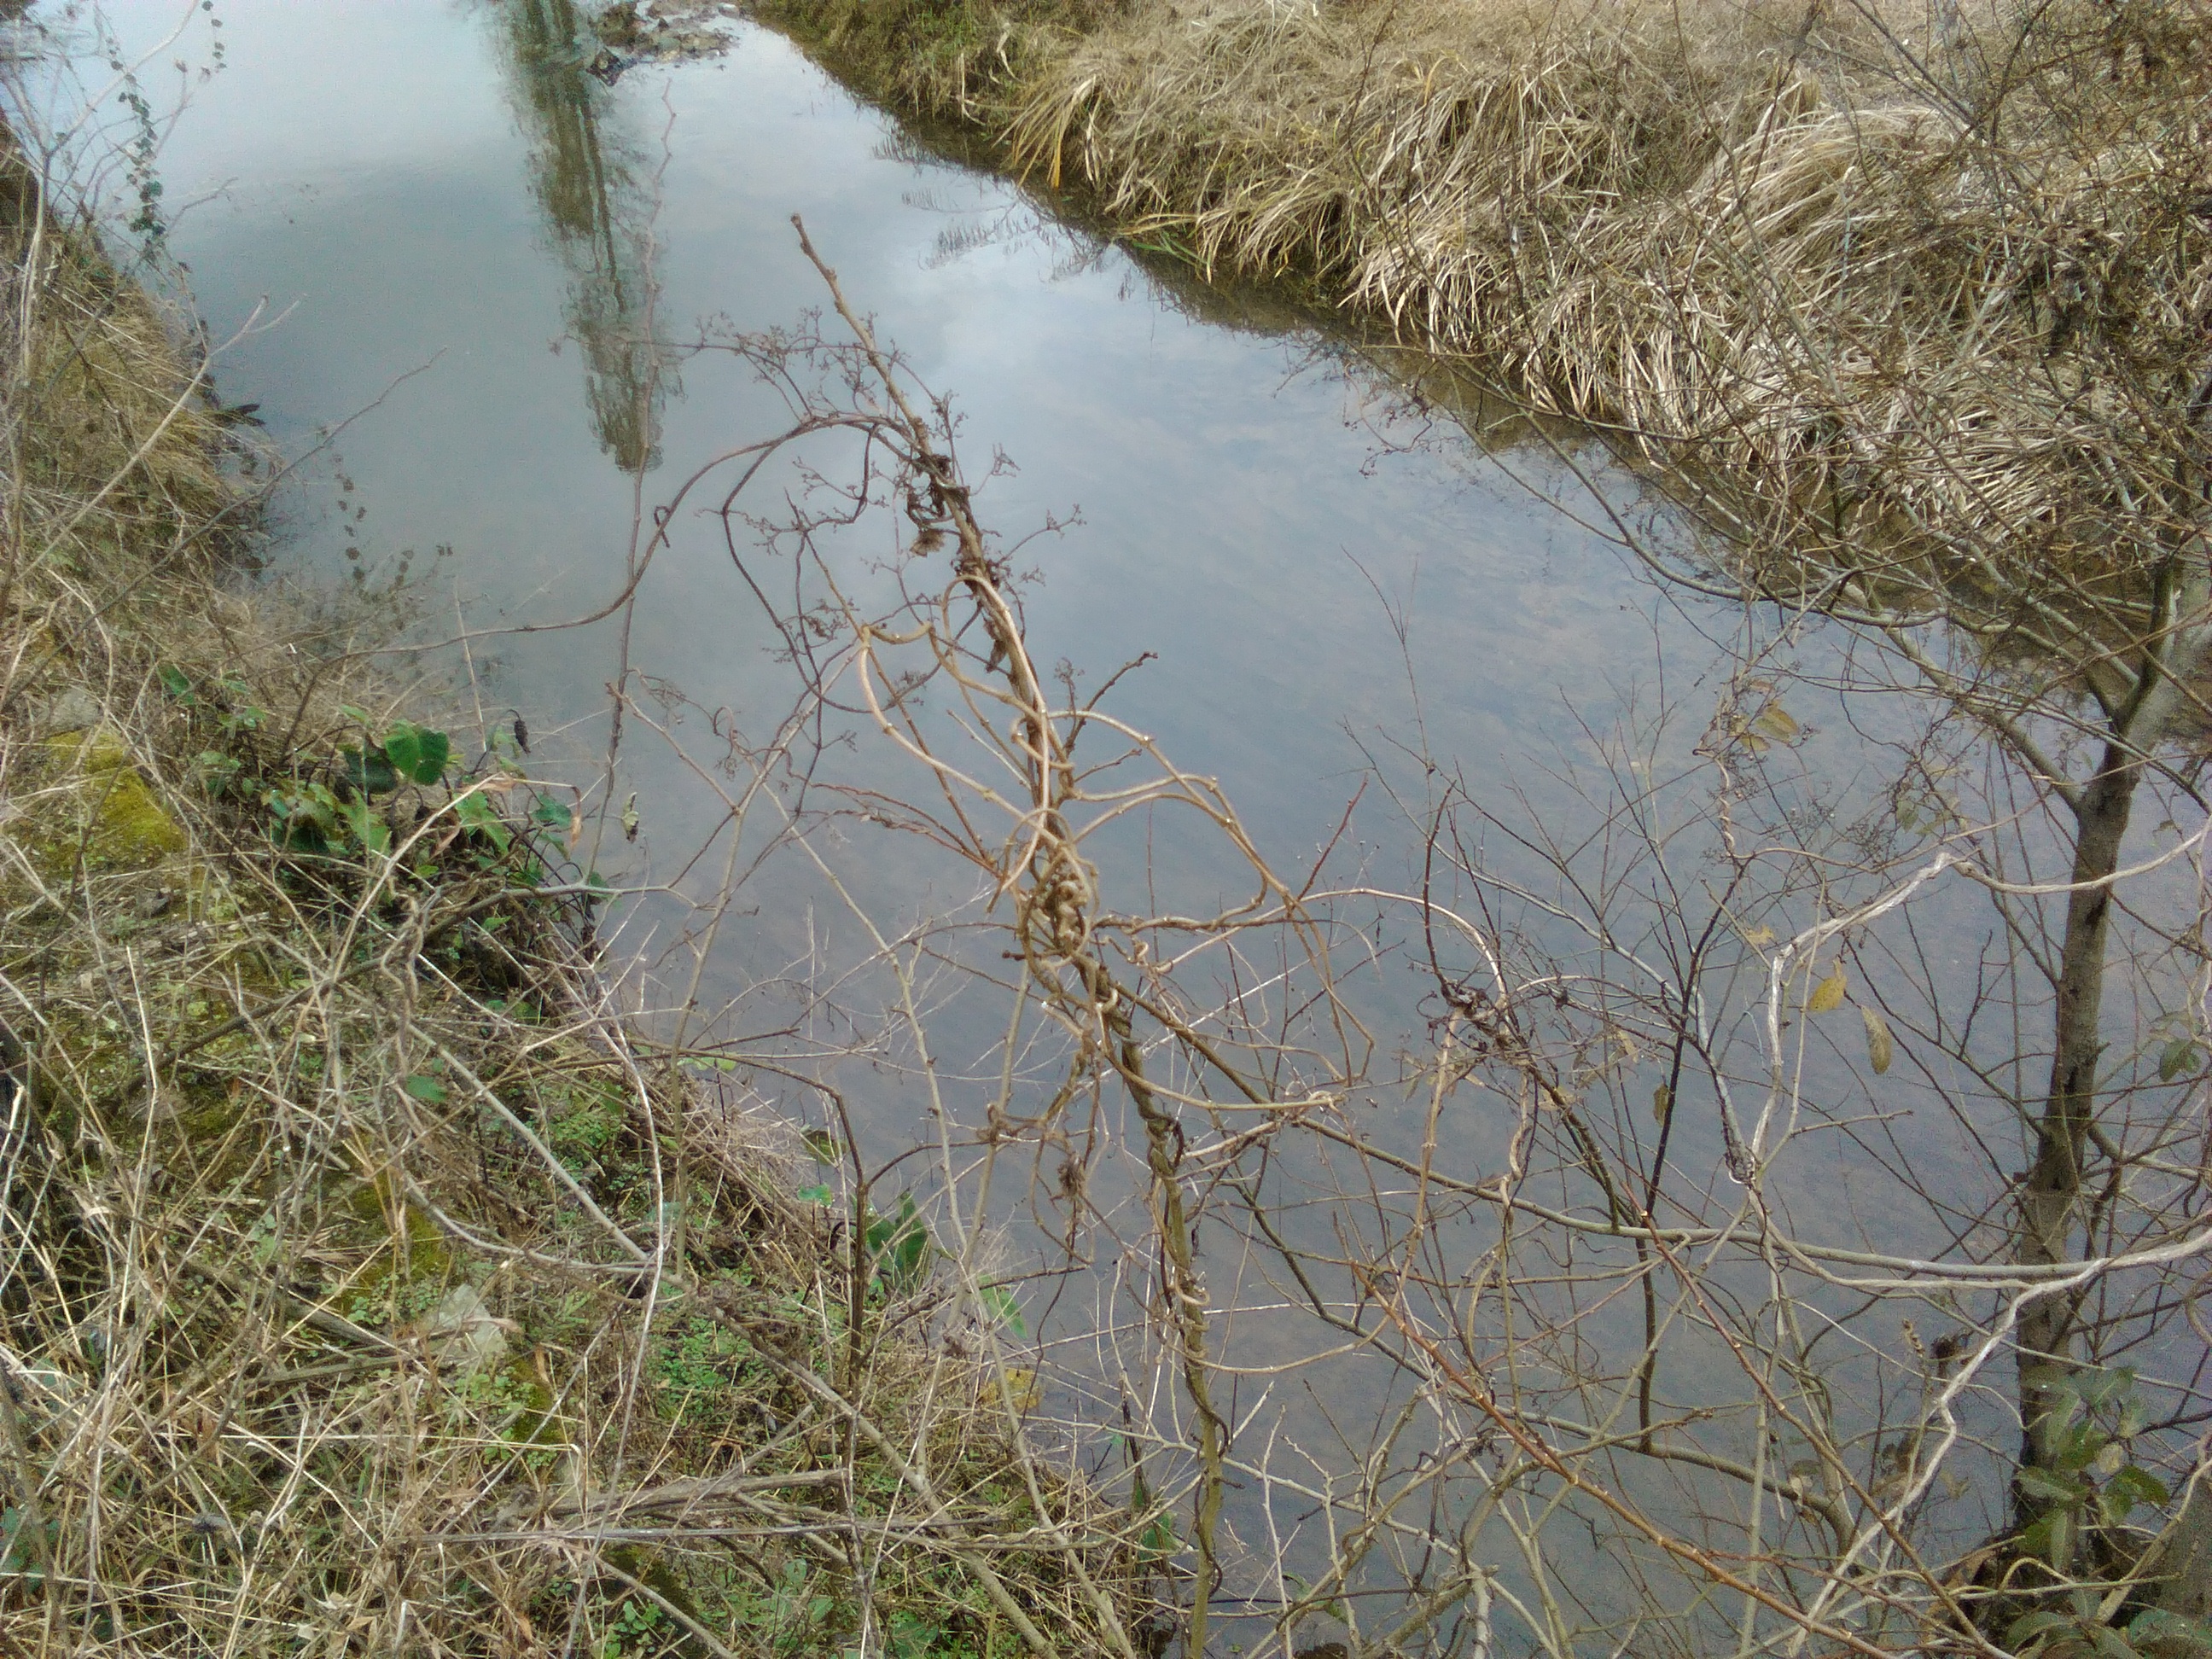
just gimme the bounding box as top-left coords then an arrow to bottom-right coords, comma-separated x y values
761,0 -> 2212,601
0,123 -> 1142,1657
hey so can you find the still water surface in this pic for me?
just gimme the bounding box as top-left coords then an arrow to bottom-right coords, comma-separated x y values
85,0 -> 1893,1635
106,0 -> 1687,844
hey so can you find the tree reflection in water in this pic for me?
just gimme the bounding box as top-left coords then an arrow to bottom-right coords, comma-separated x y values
487,0 -> 673,474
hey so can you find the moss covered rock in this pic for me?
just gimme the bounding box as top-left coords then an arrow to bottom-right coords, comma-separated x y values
27,723 -> 189,881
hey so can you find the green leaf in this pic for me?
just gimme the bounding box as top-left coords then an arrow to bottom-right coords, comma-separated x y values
402,1074 -> 448,1104
2036,1380 -> 2087,1432
2128,1609 -> 2212,1656
454,790 -> 512,853
981,1281 -> 1027,1338
381,720 -> 451,785
2015,1464 -> 2086,1504
2041,1508 -> 2076,1569
866,1190 -> 932,1292
2104,1464 -> 2170,1515
192,750 -> 242,795
2077,1367 -> 2135,1411
2009,1611 -> 2075,1648
342,745 -> 399,796
2058,1419 -> 2110,1471
337,797 -> 391,855
1138,1512 -> 1177,1560
157,664 -> 193,701
796,1185 -> 834,1205
266,782 -> 342,849
531,797 -> 573,830
2159,1038 -> 2200,1082
0,1505 -> 53,1588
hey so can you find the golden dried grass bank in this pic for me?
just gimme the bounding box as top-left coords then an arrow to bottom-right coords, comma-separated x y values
762,0 -> 2212,602
0,125 -> 1144,1659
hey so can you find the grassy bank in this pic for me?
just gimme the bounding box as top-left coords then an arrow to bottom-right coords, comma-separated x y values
760,0 -> 2212,605
0,119 -> 1146,1659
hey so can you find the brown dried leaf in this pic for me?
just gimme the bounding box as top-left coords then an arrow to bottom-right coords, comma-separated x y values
1807,962 -> 1848,1014
1861,1005 -> 1894,1074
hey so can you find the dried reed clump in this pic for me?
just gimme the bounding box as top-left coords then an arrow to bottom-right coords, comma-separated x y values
1013,0 -> 2212,579
757,0 -> 1128,121
777,0 -> 2212,608
0,145 -> 230,579
0,127 -> 1146,1659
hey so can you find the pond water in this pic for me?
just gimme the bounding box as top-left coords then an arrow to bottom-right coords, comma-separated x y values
69,0 -> 2037,1646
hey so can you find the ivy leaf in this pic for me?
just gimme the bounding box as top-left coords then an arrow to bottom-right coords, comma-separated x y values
157,665 -> 194,701
796,1185 -> 834,1205
2034,1507 -> 2075,1569
402,1074 -> 448,1104
1861,1006 -> 1895,1074
2158,1038 -> 2200,1082
2074,1367 -> 2133,1412
381,721 -> 451,785
343,745 -> 399,796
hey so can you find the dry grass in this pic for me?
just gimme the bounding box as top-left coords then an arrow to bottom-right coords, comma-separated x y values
0,120 -> 1148,1659
760,0 -> 1127,121
766,0 -> 2212,617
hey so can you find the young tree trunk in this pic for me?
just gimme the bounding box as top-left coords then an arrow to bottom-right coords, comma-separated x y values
2014,742 -> 2139,1543
2013,526 -> 2212,1549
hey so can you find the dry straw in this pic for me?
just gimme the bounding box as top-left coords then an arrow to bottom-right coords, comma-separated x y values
767,0 -> 2212,619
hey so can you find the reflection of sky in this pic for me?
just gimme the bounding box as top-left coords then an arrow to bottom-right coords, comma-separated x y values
94,0 -> 1966,1292
104,0 -> 1660,857
88,0 -> 2061,1611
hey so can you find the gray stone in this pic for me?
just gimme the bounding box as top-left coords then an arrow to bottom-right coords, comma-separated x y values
420,1284 -> 509,1375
